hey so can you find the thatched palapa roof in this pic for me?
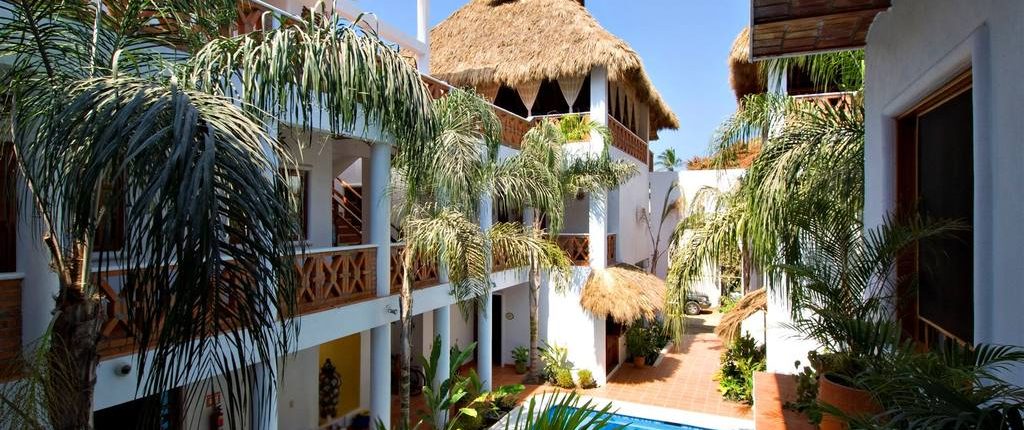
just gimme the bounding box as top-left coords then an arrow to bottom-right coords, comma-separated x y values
728,27 -> 767,103
715,288 -> 767,341
429,0 -> 679,132
580,264 -> 666,325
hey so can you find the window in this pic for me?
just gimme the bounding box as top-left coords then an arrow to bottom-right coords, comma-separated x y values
283,169 -> 309,240
896,71 -> 974,347
0,142 -> 16,272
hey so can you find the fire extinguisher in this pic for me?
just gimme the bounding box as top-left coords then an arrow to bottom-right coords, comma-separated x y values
210,404 -> 224,430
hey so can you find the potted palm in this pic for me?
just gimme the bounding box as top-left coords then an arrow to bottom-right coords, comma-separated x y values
778,209 -> 959,430
626,325 -> 653,367
512,346 -> 530,374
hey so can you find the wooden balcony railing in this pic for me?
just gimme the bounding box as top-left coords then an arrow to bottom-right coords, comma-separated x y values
94,245 -> 379,358
0,274 -> 22,377
792,91 -> 857,110
555,234 -> 617,266
295,246 -> 376,314
390,245 -> 440,294
608,116 -> 648,162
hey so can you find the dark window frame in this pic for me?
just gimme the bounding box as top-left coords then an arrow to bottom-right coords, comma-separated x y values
895,70 -> 974,349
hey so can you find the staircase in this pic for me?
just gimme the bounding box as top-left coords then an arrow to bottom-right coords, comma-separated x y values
333,179 -> 364,245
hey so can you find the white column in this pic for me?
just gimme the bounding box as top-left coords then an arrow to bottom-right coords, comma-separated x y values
589,66 -> 609,270
368,141 -> 392,429
416,0 -> 430,73
250,361 -> 279,430
476,192 -> 493,390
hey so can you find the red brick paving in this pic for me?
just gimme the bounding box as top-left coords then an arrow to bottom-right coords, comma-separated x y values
585,313 -> 752,420
753,372 -> 816,430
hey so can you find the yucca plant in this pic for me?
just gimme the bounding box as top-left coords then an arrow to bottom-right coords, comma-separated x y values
0,1 -> 433,428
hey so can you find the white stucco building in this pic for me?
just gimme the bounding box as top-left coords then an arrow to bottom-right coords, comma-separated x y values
0,0 -> 678,428
744,0 -> 1024,382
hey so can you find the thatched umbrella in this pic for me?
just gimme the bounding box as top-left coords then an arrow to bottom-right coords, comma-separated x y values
728,27 -> 767,103
714,288 -> 767,341
428,0 -> 679,134
580,264 -> 666,325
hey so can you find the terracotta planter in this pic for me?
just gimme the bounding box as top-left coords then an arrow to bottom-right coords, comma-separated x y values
633,356 -> 646,368
817,373 -> 881,430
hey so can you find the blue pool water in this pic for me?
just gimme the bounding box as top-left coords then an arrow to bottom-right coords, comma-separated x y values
547,407 -> 712,430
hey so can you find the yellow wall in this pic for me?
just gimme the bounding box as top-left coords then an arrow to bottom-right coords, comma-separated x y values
319,334 -> 361,418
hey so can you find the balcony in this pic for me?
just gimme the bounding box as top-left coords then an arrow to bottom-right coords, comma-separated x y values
389,245 -> 441,294
608,116 -> 649,163
420,76 -> 650,163
295,246 -> 376,314
555,234 -> 617,266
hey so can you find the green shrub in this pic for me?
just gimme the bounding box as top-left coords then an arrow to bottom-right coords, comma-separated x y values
719,295 -> 739,313
626,320 -> 669,364
577,369 -> 597,389
539,342 -> 572,383
715,334 -> 766,404
451,407 -> 485,430
554,368 -> 575,389
512,346 -> 529,364
558,114 -> 591,141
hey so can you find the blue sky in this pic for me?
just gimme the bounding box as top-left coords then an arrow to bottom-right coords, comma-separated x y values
359,0 -> 749,162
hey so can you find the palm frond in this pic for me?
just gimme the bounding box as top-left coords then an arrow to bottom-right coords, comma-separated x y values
503,392 -> 621,430
183,5 -> 435,187
14,75 -> 300,428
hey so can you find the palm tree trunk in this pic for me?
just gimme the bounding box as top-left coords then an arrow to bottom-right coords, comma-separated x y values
526,214 -> 543,384
527,259 -> 541,384
399,250 -> 415,429
48,243 -> 104,430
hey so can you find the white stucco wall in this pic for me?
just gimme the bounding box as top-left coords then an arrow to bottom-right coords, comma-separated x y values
538,267 -> 607,385
498,282 -> 531,366
277,347 -> 320,429
610,147 -> 653,266
649,169 -> 743,304
863,0 -> 1024,382
450,301 -> 476,351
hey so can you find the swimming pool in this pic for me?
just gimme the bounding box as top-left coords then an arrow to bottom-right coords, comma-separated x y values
549,407 -> 712,430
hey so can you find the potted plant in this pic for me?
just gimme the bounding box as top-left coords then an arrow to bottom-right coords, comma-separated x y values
626,324 -> 652,367
512,346 -> 529,374
779,211 -> 958,430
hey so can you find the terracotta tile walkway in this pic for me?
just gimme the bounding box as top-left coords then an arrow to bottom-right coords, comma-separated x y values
391,312 -> 752,425
752,372 -> 815,430
586,312 -> 752,420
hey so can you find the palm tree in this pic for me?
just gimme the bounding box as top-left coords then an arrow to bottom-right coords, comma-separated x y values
664,51 -> 866,341
0,1 -> 434,428
516,118 -> 636,383
391,89 -> 572,428
656,148 -> 682,171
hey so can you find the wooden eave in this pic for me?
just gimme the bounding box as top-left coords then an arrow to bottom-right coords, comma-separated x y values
749,0 -> 890,60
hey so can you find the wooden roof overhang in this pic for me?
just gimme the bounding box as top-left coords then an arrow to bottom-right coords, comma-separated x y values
749,0 -> 891,60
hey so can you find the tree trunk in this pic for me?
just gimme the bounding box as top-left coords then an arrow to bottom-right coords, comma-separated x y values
48,245 -> 104,430
526,260 -> 541,384
525,214 -> 543,384
399,251 -> 415,429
